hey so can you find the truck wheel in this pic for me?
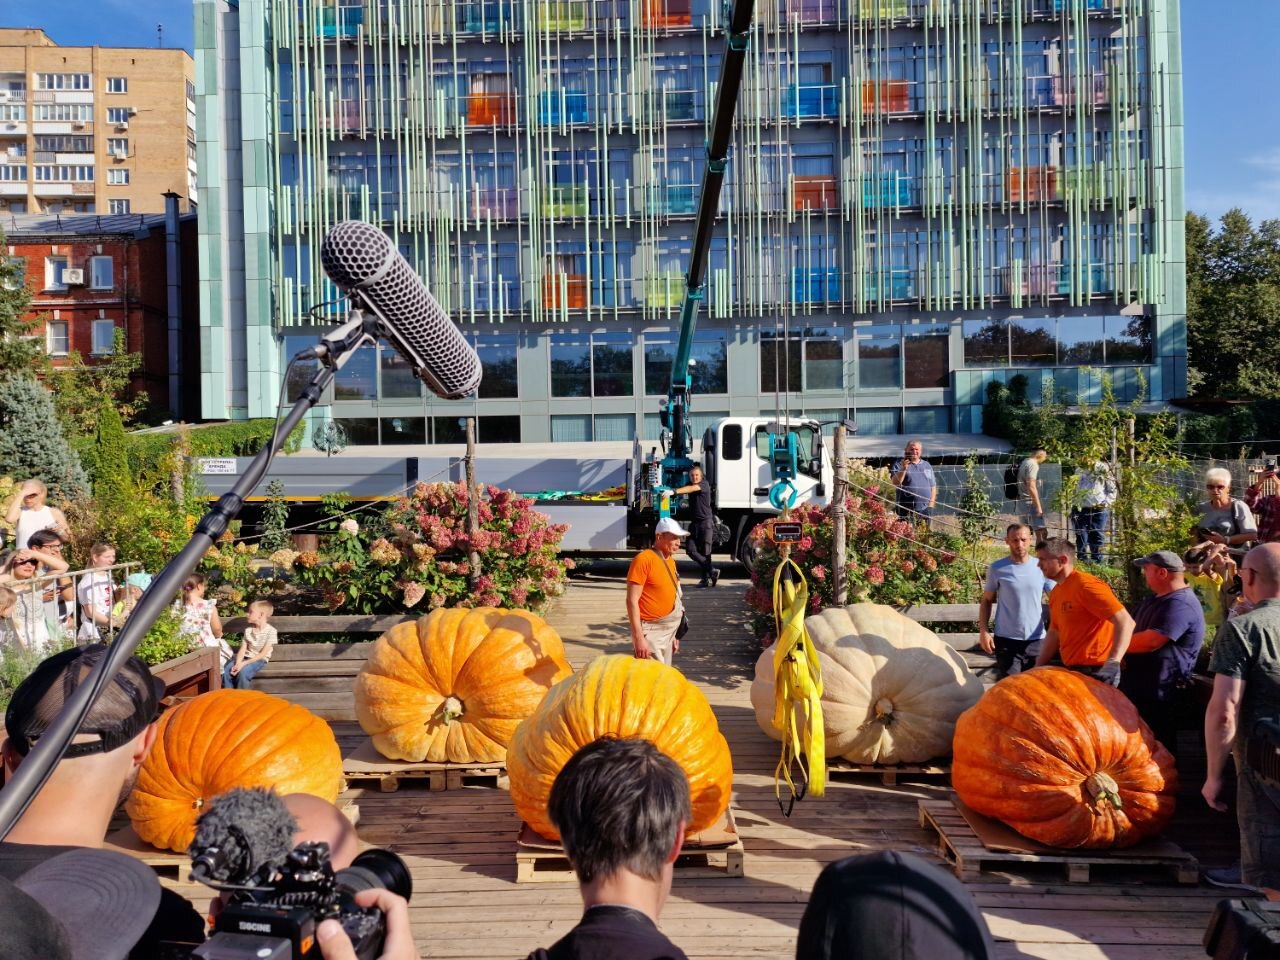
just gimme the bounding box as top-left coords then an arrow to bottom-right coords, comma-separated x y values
735,522 -> 759,570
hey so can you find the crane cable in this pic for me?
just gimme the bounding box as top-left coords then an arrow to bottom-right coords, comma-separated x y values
770,549 -> 825,815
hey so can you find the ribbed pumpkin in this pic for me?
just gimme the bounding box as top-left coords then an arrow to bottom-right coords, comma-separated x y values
750,603 -> 984,764
355,607 -> 572,763
126,689 -> 342,852
952,667 -> 1177,849
506,654 -> 733,840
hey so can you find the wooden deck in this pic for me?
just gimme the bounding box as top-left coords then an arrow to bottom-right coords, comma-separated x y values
168,561 -> 1239,959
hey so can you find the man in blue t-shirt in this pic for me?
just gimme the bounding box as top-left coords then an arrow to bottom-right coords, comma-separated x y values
892,440 -> 936,522
1120,550 -> 1206,756
979,523 -> 1052,678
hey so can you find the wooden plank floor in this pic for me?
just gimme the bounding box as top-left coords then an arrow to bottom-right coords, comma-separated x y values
168,560 -> 1238,959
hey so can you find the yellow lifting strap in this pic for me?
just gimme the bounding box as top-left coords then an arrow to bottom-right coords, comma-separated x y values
770,555 -> 825,812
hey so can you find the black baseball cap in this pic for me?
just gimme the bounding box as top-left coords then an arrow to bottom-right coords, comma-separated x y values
0,849 -> 162,960
4,643 -> 164,758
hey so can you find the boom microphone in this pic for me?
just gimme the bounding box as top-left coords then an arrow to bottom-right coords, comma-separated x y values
188,787 -> 298,887
320,220 -> 482,399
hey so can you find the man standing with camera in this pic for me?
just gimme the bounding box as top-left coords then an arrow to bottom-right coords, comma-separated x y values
891,440 -> 936,523
1203,542 -> 1280,891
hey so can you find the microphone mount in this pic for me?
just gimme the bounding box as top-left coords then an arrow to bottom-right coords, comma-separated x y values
0,321 -> 370,840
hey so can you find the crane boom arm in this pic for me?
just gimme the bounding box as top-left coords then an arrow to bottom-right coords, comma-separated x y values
661,0 -> 755,478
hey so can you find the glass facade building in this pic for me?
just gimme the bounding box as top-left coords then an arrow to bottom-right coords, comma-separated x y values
195,0 -> 1184,444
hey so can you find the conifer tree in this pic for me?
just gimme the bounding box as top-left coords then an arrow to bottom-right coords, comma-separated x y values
0,378 -> 88,500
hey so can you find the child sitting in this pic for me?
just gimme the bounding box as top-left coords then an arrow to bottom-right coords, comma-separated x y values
1183,545 -> 1235,633
109,572 -> 152,629
177,573 -> 231,672
223,599 -> 277,690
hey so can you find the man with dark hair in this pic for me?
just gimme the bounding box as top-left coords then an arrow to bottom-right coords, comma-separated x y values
1018,448 -> 1049,541
978,524 -> 1051,678
673,465 -> 718,588
525,737 -> 692,960
0,644 -> 206,957
1035,536 -> 1134,686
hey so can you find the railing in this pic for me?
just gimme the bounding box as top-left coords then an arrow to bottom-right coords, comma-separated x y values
862,171 -> 915,208
785,83 -> 839,119
3,561 -> 143,653
792,174 -> 839,211
1007,165 -> 1058,202
641,0 -> 692,27
543,273 -> 587,309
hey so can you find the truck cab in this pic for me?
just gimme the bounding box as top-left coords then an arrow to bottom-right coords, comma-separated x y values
701,416 -> 833,566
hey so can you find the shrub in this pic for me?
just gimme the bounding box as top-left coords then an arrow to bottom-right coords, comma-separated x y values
0,378 -> 89,501
0,636 -> 75,711
130,607 -> 196,666
745,492 -> 978,644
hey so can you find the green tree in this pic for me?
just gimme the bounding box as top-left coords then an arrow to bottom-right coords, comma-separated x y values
0,234 -> 44,378
1186,209 -> 1280,398
88,404 -> 136,515
48,329 -> 149,435
0,378 -> 89,499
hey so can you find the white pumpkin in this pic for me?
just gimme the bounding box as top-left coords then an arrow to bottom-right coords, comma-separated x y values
750,603 -> 983,765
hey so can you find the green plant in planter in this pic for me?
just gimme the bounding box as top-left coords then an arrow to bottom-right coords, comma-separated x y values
130,607 -> 196,666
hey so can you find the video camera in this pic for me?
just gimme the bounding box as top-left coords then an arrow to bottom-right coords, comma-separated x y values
185,789 -> 412,960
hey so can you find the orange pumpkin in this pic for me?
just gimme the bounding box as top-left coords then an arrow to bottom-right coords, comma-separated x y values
127,689 -> 342,852
952,668 -> 1176,849
355,607 -> 572,763
506,654 -> 733,840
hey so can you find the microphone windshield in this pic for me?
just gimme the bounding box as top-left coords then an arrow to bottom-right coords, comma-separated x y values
188,787 -> 298,885
320,221 -> 482,400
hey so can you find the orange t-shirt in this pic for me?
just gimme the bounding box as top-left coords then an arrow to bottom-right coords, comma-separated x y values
627,549 -> 679,621
1048,570 -> 1125,666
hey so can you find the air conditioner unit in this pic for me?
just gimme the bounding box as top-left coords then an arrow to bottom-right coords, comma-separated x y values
71,121 -> 86,129
127,106 -> 138,116
62,269 -> 84,285
115,121 -> 128,131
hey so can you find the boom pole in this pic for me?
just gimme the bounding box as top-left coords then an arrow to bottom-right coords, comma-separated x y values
661,0 -> 755,479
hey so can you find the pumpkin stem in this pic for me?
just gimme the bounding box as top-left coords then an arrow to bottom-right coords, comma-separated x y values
437,696 -> 464,726
873,697 -> 895,726
1084,771 -> 1123,811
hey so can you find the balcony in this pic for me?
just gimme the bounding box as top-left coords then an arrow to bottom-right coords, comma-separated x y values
861,80 -> 911,115
1007,166 -> 1058,203
536,1 -> 588,30
542,184 -> 588,218
1055,73 -> 1109,107
857,0 -> 909,17
644,272 -> 686,307
465,91 -> 515,126
792,175 -> 839,211
317,5 -> 364,38
471,186 -> 519,219
784,83 -> 838,120
642,0 -> 691,27
783,0 -> 842,22
537,90 -> 589,126
459,1 -> 513,32
647,182 -> 697,215
862,172 -> 914,208
1003,262 -> 1111,297
543,274 -> 587,309
462,277 -> 520,312
864,269 -> 914,301
793,267 -> 841,304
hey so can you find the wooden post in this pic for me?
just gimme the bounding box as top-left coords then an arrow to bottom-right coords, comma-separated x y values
465,417 -> 481,589
831,424 -> 848,605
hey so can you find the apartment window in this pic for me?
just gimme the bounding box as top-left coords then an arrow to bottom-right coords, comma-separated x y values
107,199 -> 131,214
33,104 -> 93,122
432,416 -> 521,444
106,107 -> 129,124
760,333 -> 802,393
1104,315 -> 1152,364
592,334 -> 632,397
335,418 -> 380,445
91,319 -> 117,355
46,321 -> 69,356
644,333 -> 728,395
856,325 -> 902,389
45,256 -> 69,290
185,79 -> 196,101
760,329 -> 842,393
0,166 -> 25,182
107,138 -> 128,158
962,320 -> 1009,367
36,73 -> 91,91
89,256 -> 113,290
34,165 -> 94,182
1009,318 -> 1057,367
380,416 -> 426,444
0,104 -> 26,122
106,168 -> 130,185
550,337 -> 590,398
903,324 -> 950,389
106,77 -> 128,94
378,343 -> 420,399
34,135 -> 92,153
1058,316 -> 1105,365
334,342 -> 376,400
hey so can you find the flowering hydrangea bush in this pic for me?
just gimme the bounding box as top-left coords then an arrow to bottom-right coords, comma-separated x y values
745,487 -> 977,644
203,482 -> 570,615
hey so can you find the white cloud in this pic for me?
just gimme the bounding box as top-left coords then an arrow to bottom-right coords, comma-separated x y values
1188,147 -> 1280,222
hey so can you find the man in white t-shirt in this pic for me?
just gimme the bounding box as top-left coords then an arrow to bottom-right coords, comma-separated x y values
1018,448 -> 1049,541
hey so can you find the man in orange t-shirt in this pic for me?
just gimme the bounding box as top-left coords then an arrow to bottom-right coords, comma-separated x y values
625,518 -> 690,665
1034,537 -> 1134,685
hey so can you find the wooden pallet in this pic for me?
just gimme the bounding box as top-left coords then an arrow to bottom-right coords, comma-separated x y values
104,800 -> 361,880
342,740 -> 509,793
919,798 -> 1199,885
827,757 -> 950,786
515,808 -> 745,884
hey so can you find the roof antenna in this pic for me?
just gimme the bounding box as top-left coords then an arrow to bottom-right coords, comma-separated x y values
157,23 -> 163,48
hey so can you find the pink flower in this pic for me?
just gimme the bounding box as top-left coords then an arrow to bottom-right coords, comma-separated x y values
940,550 -> 958,564
921,555 -> 938,572
798,536 -> 814,552
807,594 -> 821,612
339,518 -> 360,536
899,560 -> 916,575
866,565 -> 885,586
402,582 -> 426,607
810,565 -> 827,580
871,516 -> 890,533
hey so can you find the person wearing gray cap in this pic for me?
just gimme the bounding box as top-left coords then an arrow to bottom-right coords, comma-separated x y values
1120,550 -> 1206,755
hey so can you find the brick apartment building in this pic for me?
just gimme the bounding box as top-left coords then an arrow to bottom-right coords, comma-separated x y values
0,27 -> 195,216
3,195 -> 199,417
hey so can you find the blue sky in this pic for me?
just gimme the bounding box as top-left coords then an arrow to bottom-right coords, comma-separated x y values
8,0 -> 1278,224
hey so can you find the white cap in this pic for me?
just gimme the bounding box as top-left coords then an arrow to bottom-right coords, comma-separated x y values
655,517 -> 690,537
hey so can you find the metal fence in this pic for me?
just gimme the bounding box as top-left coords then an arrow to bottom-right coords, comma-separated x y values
3,561 -> 144,654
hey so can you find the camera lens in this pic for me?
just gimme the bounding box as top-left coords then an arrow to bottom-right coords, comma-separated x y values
334,848 -> 413,901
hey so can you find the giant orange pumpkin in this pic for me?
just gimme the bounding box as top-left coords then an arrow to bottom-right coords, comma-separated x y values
127,689 -> 342,852
506,654 -> 733,840
952,668 -> 1176,849
355,607 -> 572,763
